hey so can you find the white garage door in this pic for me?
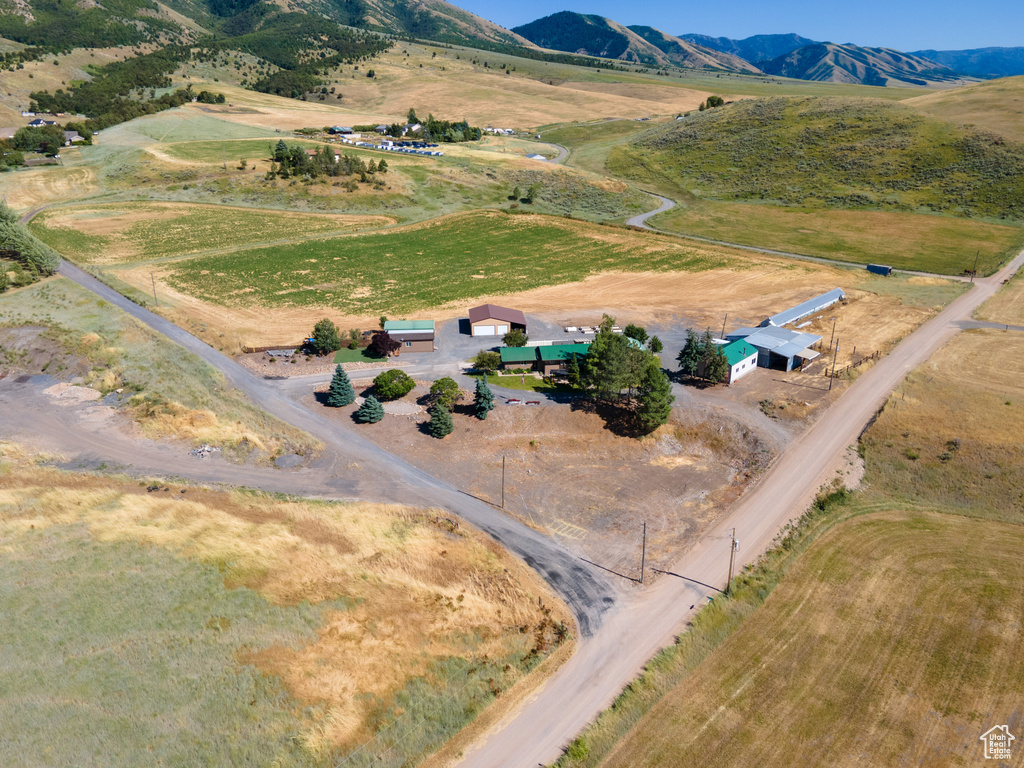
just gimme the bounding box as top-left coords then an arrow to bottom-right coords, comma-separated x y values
475,325 -> 495,336
496,324 -> 509,334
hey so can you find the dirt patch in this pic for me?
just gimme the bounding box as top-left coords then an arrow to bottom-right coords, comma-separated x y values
0,325 -> 91,380
309,391 -> 774,581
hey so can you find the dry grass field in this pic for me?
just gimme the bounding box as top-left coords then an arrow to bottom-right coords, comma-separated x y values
596,509 -> 1024,768
976,265 -> 1024,325
861,329 -> 1024,522
906,75 -> 1024,143
0,453 -> 568,766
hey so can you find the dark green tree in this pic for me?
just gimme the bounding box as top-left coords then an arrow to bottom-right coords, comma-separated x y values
427,403 -> 454,438
354,394 -> 384,423
310,318 -> 342,355
502,328 -> 528,347
623,323 -> 648,346
377,158 -> 388,173
429,377 -> 462,409
676,329 -> 702,377
648,335 -> 663,354
565,353 -> 582,389
509,185 -> 520,201
635,358 -> 675,433
584,322 -> 629,401
703,340 -> 730,384
473,376 -> 495,420
326,364 -> 355,407
373,369 -> 415,400
407,107 -> 418,124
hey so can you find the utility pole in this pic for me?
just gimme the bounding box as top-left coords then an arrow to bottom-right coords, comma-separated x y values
726,528 -> 739,595
971,250 -> 979,283
501,455 -> 505,509
829,339 -> 840,391
828,317 -> 837,351
720,313 -> 728,340
640,520 -> 646,584
150,272 -> 159,307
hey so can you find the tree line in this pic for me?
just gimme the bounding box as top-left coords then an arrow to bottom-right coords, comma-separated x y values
0,202 -> 61,293
267,141 -> 387,181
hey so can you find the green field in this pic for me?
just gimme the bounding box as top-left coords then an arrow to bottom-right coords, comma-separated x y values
163,211 -> 735,315
0,524 -> 324,767
651,199 -> 1024,275
29,203 -> 392,265
609,97 -> 1024,235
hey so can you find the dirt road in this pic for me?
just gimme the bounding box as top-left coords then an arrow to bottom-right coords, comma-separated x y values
452,250 -> 1024,767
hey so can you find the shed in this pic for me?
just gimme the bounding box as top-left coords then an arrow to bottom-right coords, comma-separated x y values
383,320 -> 435,353
727,326 -> 821,372
760,288 -> 846,328
525,153 -> 547,161
468,304 -> 526,337
720,339 -> 758,384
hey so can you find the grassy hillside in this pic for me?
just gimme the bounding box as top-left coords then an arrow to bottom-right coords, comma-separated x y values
0,457 -> 568,766
553,329 -> 1024,768
612,96 -> 1024,223
906,75 -> 1024,143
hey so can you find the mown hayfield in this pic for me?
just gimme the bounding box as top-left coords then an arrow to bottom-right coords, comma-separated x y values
861,329 -> 1024,523
652,199 -> 1024,275
0,457 -> 568,767
29,202 -> 395,265
976,264 -> 1024,325
596,509 -> 1024,768
161,210 -> 736,316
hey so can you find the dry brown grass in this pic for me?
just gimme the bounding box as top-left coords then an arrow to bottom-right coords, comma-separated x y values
597,509 -> 1024,768
0,165 -> 99,212
0,458 -> 569,752
906,75 -> 1024,143
976,266 -> 1024,325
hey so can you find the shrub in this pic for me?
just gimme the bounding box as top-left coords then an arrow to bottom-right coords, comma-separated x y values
429,377 -> 462,409
474,350 -> 501,374
503,328 -> 528,347
373,369 -> 414,401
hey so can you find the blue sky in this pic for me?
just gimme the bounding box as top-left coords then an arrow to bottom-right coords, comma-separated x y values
455,1 -> 1023,51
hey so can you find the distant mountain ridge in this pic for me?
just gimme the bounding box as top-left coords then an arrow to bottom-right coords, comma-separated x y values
758,43 -> 962,87
680,33 -> 818,64
512,11 -> 758,72
910,47 -> 1024,79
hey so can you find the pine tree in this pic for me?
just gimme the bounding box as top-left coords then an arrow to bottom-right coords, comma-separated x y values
704,342 -> 730,384
428,403 -> 454,437
326,365 -> 355,407
474,376 -> 495,420
676,329 -> 702,377
636,358 -> 675,434
354,394 -> 384,423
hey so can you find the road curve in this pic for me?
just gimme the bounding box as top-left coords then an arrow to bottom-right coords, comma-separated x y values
453,251 -> 1024,767
626,192 -> 676,229
52,260 -> 618,637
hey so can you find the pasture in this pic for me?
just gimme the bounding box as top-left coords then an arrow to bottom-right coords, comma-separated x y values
907,75 -> 1024,143
29,203 -> 395,265
651,199 -> 1024,275
594,509 -> 1024,768
0,458 -> 567,767
976,263 -> 1024,325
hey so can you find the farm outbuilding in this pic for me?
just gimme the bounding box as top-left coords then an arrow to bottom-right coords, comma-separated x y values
468,304 -> 527,337
760,288 -> 846,328
383,320 -> 435,353
727,327 -> 822,372
721,339 -> 759,384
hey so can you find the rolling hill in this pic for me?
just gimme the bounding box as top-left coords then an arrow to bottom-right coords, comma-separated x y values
758,42 -> 962,86
512,12 -> 757,71
911,47 -> 1024,79
680,33 -> 818,64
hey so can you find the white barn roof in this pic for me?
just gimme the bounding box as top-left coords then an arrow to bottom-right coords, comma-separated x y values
761,288 -> 846,328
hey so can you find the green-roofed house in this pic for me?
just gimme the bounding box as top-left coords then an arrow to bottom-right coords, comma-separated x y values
537,343 -> 590,376
720,339 -> 758,384
499,346 -> 538,368
383,320 -> 435,353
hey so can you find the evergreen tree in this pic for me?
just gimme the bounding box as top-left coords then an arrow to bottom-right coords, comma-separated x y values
326,365 -> 355,406
648,335 -> 663,354
427,403 -> 454,438
354,394 -> 384,423
565,353 -> 582,389
474,376 -> 495,420
584,321 -> 629,401
676,329 -> 701,377
635,358 -> 674,433
703,341 -> 731,384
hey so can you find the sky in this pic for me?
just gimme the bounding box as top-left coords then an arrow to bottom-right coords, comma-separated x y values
454,0 -> 1024,51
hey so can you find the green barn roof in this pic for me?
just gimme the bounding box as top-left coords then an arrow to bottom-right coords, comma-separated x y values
722,339 -> 758,366
500,346 -> 538,363
538,343 -> 590,362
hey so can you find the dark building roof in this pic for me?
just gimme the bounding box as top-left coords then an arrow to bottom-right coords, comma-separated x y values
468,304 -> 527,326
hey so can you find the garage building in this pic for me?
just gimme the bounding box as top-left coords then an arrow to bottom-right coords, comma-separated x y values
468,304 -> 527,337
383,320 -> 435,353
